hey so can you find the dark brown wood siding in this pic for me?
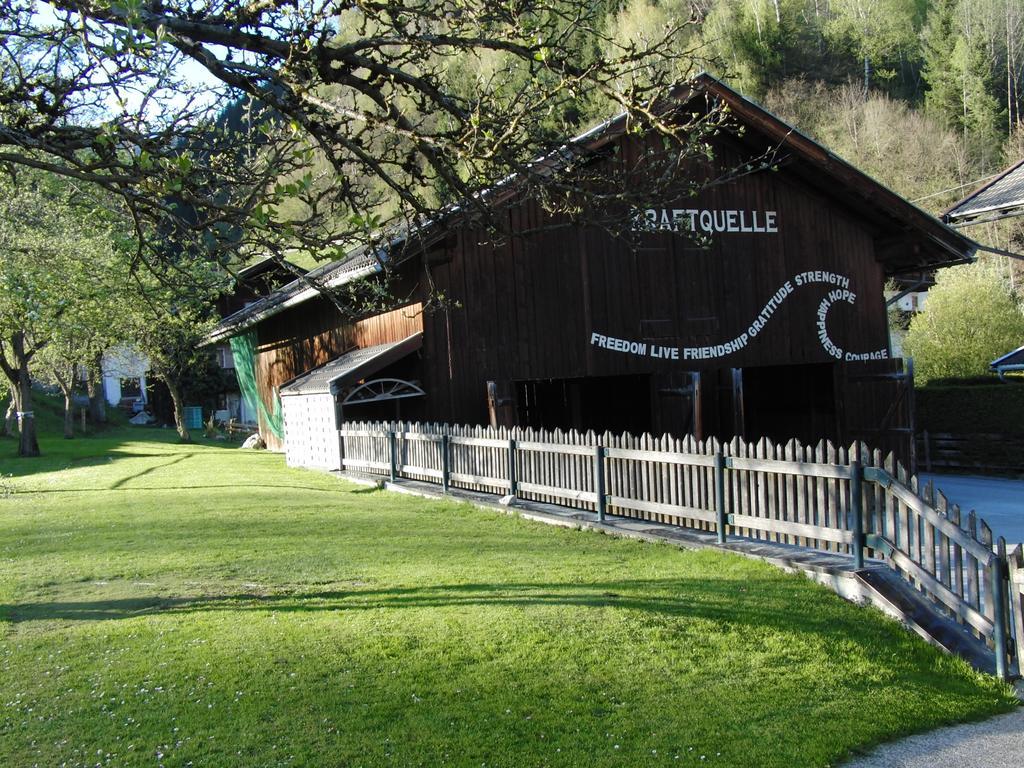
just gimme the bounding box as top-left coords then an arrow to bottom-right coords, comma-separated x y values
415,139 -> 890,430
246,128 -> 909,456
254,303 -> 423,449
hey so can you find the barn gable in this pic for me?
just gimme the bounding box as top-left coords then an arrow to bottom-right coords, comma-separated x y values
205,75 -> 974,465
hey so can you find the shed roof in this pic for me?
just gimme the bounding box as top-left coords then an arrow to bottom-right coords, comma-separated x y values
279,332 -> 422,396
944,158 -> 1024,226
991,344 -> 1024,371
205,74 -> 976,344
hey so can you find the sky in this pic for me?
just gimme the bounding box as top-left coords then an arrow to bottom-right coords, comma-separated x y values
33,0 -> 228,119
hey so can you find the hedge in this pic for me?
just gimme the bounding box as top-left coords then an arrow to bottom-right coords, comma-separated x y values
916,383 -> 1024,436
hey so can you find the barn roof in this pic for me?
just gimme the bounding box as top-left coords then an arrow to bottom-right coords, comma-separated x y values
204,249 -> 382,345
204,74 -> 975,345
944,158 -> 1024,226
279,332 -> 423,396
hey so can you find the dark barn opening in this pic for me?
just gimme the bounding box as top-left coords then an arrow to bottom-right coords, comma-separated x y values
516,375 -> 653,434
742,363 -> 838,445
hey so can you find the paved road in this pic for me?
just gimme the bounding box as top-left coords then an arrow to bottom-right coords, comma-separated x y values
923,473 -> 1024,545
842,704 -> 1024,767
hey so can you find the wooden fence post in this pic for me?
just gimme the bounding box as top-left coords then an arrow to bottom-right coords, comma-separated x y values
441,433 -> 450,493
508,438 -> 518,498
1009,543 -> 1024,677
388,428 -> 397,483
714,452 -> 727,544
850,459 -> 864,570
992,538 -> 1010,680
594,445 -> 607,522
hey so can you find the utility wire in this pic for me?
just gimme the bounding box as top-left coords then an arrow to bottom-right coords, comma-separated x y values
911,172 -> 1003,204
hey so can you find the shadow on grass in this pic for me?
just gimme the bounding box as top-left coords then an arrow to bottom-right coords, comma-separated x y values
12,483 -> 343,495
0,430 -> 198,478
0,578 -> 898,642
109,453 -> 192,489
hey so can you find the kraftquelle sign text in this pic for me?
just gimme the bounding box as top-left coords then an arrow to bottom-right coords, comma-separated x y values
589,270 -> 889,363
632,207 -> 778,234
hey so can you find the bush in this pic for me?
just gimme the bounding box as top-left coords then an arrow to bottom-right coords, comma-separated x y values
904,263 -> 1024,384
917,383 -> 1024,435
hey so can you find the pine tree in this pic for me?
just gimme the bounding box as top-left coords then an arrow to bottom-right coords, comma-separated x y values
923,0 -> 963,123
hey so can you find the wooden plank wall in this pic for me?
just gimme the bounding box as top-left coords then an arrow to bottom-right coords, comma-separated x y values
415,131 -> 891,427
253,303 -> 423,449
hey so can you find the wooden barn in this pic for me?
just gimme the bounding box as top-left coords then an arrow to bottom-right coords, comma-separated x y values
204,75 -> 975,470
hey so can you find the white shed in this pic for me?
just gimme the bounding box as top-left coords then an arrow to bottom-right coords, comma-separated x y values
279,333 -> 424,469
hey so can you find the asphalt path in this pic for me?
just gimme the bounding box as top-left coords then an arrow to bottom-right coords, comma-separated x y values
923,473 -> 1024,545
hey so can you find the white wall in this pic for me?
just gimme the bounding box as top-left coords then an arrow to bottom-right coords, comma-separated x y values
282,394 -> 341,470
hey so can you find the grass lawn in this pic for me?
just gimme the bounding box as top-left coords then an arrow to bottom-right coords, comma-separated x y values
0,423 -> 1016,768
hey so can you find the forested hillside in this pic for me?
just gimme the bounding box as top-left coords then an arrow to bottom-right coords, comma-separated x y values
603,1 -> 1022,209
290,1 -> 1023,230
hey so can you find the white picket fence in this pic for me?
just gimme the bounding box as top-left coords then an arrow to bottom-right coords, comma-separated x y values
338,420 -> 1020,679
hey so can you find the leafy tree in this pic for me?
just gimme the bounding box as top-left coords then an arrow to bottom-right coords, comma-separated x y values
0,171 -> 86,455
127,305 -> 217,443
701,0 -> 796,97
0,0 -> 731,295
0,167 -> 130,454
32,339 -> 82,440
904,262 -> 1024,383
950,32 -> 1005,163
824,0 -> 925,93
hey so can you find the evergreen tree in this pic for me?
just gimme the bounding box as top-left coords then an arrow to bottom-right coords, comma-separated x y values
951,32 -> 1005,161
923,0 -> 964,123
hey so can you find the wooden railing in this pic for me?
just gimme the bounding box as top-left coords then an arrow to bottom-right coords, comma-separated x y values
338,420 -> 1020,679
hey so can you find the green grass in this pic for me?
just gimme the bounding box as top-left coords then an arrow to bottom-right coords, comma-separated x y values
0,426 -> 1016,768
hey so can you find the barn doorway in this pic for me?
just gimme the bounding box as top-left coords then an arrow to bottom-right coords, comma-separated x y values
741,363 -> 838,445
515,375 -> 653,434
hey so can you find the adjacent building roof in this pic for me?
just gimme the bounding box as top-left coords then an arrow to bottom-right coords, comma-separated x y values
204,250 -> 382,345
991,344 -> 1024,372
944,158 -> 1024,226
279,333 -> 423,396
205,74 -> 976,345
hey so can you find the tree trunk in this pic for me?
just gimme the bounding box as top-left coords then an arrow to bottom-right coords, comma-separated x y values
11,335 -> 40,457
53,367 -> 75,440
62,391 -> 74,439
166,378 -> 191,442
86,357 -> 107,424
0,332 -> 40,456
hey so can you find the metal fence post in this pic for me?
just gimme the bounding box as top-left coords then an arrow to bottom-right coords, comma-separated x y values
992,540 -> 1010,680
850,459 -> 864,570
594,445 -> 607,522
388,428 -> 397,483
508,438 -> 518,498
714,452 -> 727,544
441,433 -> 451,493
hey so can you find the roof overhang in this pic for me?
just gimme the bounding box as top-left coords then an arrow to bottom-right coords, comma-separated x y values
683,74 -> 975,274
203,258 -> 381,346
279,333 -> 423,397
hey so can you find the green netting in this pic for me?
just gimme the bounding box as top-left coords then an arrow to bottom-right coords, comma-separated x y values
229,330 -> 284,438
